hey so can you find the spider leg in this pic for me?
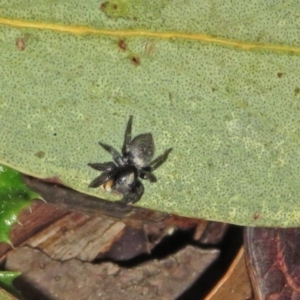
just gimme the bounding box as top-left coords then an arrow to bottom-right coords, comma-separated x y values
150,148 -> 173,171
88,162 -> 116,171
122,115 -> 133,155
139,170 -> 157,182
88,170 -> 115,188
99,142 -> 123,165
121,180 -> 144,204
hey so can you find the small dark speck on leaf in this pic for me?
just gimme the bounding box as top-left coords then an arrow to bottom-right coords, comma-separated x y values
112,4 -> 117,9
118,40 -> 126,51
277,72 -> 283,78
207,162 -> 215,169
294,87 -> 300,96
253,213 -> 260,220
16,38 -> 27,51
100,2 -> 107,10
53,133 -> 57,136
35,151 -> 45,159
130,55 -> 140,66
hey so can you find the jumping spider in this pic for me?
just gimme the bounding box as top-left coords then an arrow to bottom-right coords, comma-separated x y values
88,116 -> 172,204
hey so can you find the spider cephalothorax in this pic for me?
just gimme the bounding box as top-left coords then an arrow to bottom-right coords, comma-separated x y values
88,116 -> 172,204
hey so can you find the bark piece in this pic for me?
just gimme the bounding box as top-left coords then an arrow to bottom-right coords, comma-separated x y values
6,246 -> 219,300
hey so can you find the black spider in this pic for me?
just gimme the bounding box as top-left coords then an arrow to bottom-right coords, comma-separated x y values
88,116 -> 172,204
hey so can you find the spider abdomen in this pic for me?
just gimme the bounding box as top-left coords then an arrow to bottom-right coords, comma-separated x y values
128,133 -> 155,168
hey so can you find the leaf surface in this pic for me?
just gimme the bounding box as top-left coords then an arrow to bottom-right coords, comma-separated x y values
0,166 -> 38,243
0,0 -> 300,226
0,272 -> 22,300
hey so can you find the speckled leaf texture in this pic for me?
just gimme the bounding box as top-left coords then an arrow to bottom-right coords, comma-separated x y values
0,0 -> 299,227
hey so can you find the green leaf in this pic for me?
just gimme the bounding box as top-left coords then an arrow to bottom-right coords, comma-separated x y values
0,272 -> 22,300
0,0 -> 299,227
0,166 -> 38,243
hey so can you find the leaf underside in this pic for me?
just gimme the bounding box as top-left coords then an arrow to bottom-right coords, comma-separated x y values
0,0 -> 300,227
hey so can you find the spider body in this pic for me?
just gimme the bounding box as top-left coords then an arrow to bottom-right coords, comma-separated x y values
88,116 -> 172,204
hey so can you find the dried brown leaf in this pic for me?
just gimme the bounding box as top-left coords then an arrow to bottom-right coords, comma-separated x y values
205,247 -> 252,300
244,227 -> 300,300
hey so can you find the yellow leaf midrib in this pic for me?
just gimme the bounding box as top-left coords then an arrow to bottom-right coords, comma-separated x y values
1,17 -> 300,54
